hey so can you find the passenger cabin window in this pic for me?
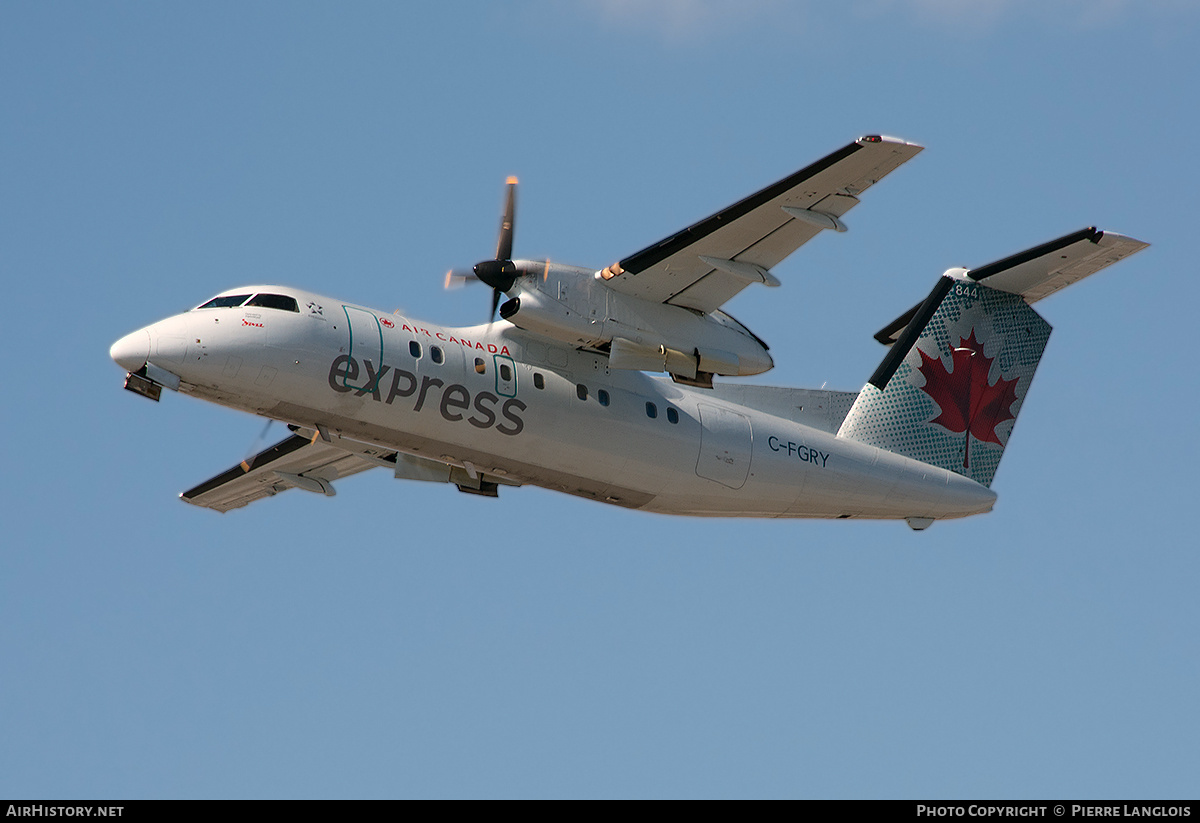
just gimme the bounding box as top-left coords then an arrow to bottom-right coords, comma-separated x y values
646,402 -> 658,419
598,390 -> 610,407
576,384 -> 588,401
245,293 -> 299,312
500,364 -> 512,382
197,294 -> 251,309
533,373 -> 545,390
431,346 -> 444,364
667,407 -> 679,424
474,358 -> 486,374
410,341 -> 422,358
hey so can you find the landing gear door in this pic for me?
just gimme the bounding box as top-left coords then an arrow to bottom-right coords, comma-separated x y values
493,354 -> 517,397
341,306 -> 383,392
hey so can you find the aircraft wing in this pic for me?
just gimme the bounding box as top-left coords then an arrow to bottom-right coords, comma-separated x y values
180,430 -> 394,512
874,227 -> 1149,345
600,135 -> 923,313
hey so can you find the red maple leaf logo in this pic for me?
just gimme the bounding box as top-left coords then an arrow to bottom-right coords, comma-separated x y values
916,329 -> 1019,468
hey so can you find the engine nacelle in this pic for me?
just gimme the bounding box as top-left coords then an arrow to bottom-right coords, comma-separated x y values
499,289 -> 605,348
498,262 -> 774,380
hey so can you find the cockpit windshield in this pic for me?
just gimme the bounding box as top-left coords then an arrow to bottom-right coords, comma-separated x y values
194,292 -> 299,312
245,293 -> 299,312
196,294 -> 252,310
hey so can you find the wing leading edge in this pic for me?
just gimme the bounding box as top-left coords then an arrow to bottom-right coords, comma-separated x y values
601,135 -> 923,313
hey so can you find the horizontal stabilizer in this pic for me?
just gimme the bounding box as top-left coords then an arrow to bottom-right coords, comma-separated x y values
876,228 -> 1148,345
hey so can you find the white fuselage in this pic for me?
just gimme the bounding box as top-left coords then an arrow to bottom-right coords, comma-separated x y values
112,285 -> 997,520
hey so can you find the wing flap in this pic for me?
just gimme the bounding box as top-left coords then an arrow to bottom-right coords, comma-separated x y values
604,136 -> 922,313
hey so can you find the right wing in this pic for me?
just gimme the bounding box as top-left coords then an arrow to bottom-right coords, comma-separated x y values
180,430 -> 394,513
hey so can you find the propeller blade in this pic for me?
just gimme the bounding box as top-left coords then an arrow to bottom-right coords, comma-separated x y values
444,268 -> 477,290
241,419 -> 275,470
495,176 -> 517,262
444,176 -> 525,323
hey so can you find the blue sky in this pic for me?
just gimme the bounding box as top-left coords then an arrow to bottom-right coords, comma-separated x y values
3,1 -> 1198,799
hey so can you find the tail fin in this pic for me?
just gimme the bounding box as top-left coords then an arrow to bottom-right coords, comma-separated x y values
838,227 -> 1147,487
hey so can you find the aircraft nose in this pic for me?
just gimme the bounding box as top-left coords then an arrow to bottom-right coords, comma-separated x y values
110,329 -> 150,372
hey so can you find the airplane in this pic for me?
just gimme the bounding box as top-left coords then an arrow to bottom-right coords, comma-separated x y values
109,135 -> 1147,529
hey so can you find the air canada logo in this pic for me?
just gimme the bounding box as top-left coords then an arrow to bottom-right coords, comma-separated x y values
917,329 -> 1018,468
380,317 -> 394,329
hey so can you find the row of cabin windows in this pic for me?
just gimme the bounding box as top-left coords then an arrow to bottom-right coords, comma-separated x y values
392,357 -> 678,423
646,403 -> 680,424
408,340 -> 444,364
568,380 -> 678,423
572,384 -> 612,406
472,357 -> 513,381
405,345 -> 513,383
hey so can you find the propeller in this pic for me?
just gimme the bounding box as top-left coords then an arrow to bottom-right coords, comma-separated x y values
239,419 -> 276,471
444,176 -> 525,321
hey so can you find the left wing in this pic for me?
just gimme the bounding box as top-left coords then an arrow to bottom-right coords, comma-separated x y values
600,135 -> 922,313
180,430 -> 394,512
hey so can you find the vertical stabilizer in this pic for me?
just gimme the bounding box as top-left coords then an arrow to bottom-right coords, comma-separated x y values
838,277 -> 1051,487
838,227 -> 1146,487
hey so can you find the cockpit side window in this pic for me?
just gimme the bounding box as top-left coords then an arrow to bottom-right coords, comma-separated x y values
245,293 -> 300,312
196,294 -> 252,309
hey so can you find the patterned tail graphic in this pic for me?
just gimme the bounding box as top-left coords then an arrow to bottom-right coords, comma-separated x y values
837,278 -> 1052,487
